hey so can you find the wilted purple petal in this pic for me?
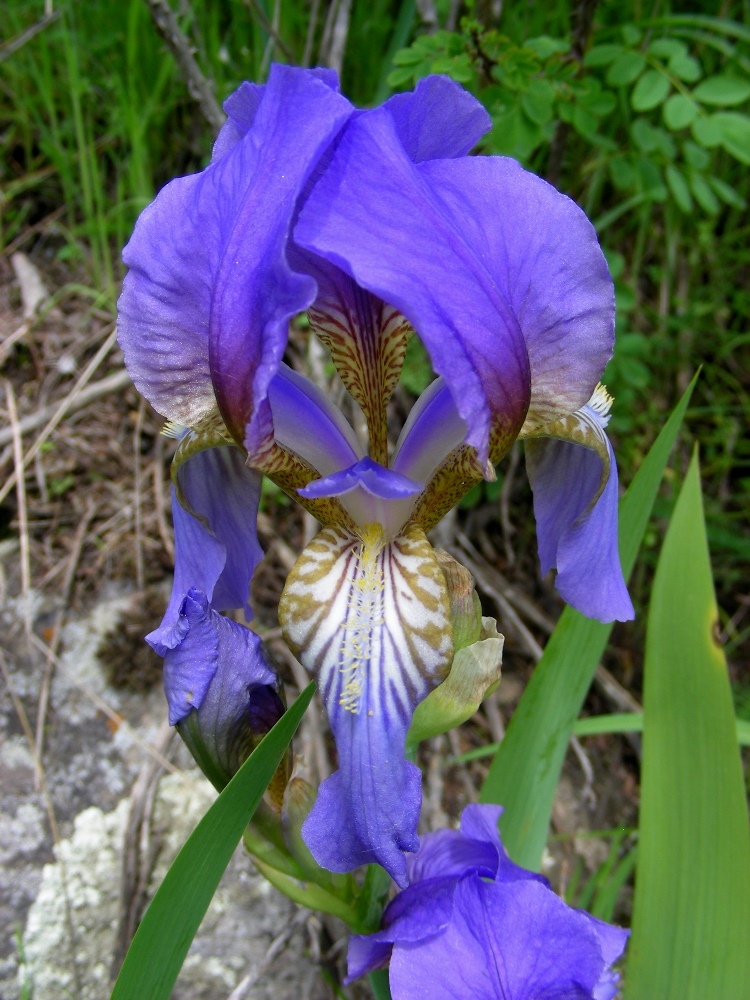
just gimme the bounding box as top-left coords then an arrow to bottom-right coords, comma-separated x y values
161,589 -> 283,789
525,418 -> 634,623
161,589 -> 219,724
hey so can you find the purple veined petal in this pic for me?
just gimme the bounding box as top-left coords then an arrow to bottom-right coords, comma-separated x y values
297,456 -> 422,537
267,363 -> 363,474
212,69 -> 342,162
279,522 -> 453,886
391,377 -> 468,483
406,827 -> 498,883
346,876 -> 459,982
174,590 -> 282,781
209,66 -> 353,450
525,396 -> 634,623
148,446 -> 263,656
160,589 -> 219,725
118,65 -> 352,436
295,106 -> 531,468
416,156 -> 614,431
390,875 -> 606,1000
383,74 -> 491,163
211,81 -> 264,162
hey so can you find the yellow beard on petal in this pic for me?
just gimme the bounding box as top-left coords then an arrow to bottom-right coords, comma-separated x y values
278,521 -> 454,722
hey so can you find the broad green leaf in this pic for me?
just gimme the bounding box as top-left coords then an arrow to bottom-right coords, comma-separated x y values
625,452 -> 750,999
648,37 -> 687,60
663,93 -> 698,130
607,51 -> 647,87
668,52 -> 702,83
682,139 -> 710,169
689,172 -> 720,214
584,44 -> 624,67
715,111 -> 750,163
709,175 -> 747,209
110,683 -> 315,1000
631,69 -> 670,111
622,25 -> 643,46
691,113 -> 724,148
666,164 -> 693,212
479,376 -> 697,869
692,75 -> 750,106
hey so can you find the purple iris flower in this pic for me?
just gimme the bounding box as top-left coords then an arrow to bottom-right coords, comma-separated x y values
348,804 -> 629,1000
117,65 -> 632,886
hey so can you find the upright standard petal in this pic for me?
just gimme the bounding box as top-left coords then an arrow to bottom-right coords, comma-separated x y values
525,388 -> 634,622
279,522 -> 453,886
383,74 -> 491,163
297,109 -> 616,466
295,106 -> 530,469
118,65 -> 352,439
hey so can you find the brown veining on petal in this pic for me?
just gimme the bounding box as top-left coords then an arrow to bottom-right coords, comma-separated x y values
309,283 -> 411,466
410,417 -> 520,533
249,436 -> 355,530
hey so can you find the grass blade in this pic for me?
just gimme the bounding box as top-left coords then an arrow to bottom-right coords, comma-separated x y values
110,682 -> 316,1000
479,374 -> 698,869
625,452 -> 750,999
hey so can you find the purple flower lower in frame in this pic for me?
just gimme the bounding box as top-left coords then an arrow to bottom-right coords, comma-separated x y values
348,804 -> 628,1000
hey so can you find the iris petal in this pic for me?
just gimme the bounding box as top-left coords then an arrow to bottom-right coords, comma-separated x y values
297,110 -> 616,466
118,65 -> 352,441
525,399 -> 634,623
148,446 -> 263,656
279,522 -> 453,886
382,74 -> 491,162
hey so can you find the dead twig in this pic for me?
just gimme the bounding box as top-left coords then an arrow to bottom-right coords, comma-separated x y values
227,909 -> 308,1000
113,721 -> 174,975
34,500 -> 98,771
24,629 -> 180,775
499,441 -> 520,565
244,0 -> 296,63
0,8 -> 60,63
145,0 -> 225,132
0,325 -> 120,503
4,381 -> 32,643
0,369 -> 132,451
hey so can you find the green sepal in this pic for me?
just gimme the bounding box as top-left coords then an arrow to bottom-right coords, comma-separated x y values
356,864 -> 393,935
250,853 -> 363,930
406,616 -> 503,755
